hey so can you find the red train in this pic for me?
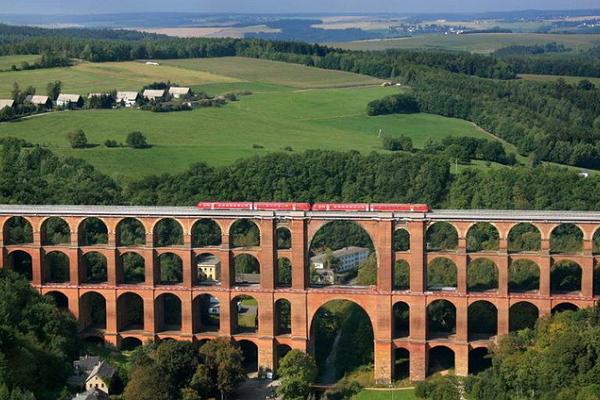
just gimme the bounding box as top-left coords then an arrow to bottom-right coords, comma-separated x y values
196,202 -> 429,212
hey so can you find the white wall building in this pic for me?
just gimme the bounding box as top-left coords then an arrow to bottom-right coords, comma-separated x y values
311,246 -> 370,273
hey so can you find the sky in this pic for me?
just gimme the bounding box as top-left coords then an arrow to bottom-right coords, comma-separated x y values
0,0 -> 598,15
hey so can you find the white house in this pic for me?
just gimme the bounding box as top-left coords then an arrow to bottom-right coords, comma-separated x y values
57,94 -> 83,108
0,99 -> 15,110
116,91 -> 140,107
26,95 -> 52,108
310,246 -> 370,272
84,361 -> 115,395
143,89 -> 166,101
168,86 -> 192,98
197,254 -> 221,282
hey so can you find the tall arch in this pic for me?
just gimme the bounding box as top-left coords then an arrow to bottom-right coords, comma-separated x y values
509,259 -> 540,293
80,292 -> 106,330
117,292 -> 144,331
469,347 -> 492,375
277,257 -> 292,288
230,219 -> 260,248
393,228 -> 410,252
275,299 -> 291,335
192,219 -> 222,247
466,222 -> 499,252
78,217 -> 108,246
154,218 -> 183,247
509,301 -> 539,331
233,254 -> 260,286
195,253 -> 221,285
44,251 -> 70,283
81,252 -> 107,284
119,252 -> 145,284
393,260 -> 410,290
427,257 -> 457,290
468,301 -> 497,340
550,224 -> 583,254
41,217 -> 71,245
155,293 -> 182,332
428,346 -> 455,376
467,258 -> 498,292
193,294 -> 220,333
508,223 -> 541,253
116,218 -> 146,247
426,222 -> 458,252
393,302 -> 410,339
238,340 -> 258,373
551,260 -> 582,293
276,227 -> 291,250
3,216 -> 33,245
427,300 -> 456,339
157,253 -> 183,285
594,228 -> 600,255
308,221 -> 375,287
7,250 -> 32,281
394,348 -> 410,381
232,295 -> 258,334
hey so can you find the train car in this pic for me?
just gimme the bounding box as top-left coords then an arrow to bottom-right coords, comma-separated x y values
254,202 -> 312,211
196,202 -> 254,210
370,203 -> 430,212
312,203 -> 370,212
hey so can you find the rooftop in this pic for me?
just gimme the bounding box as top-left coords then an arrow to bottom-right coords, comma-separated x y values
311,246 -> 370,263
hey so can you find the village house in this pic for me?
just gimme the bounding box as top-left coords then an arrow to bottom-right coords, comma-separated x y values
197,254 -> 221,282
57,94 -> 84,108
143,89 -> 166,101
116,91 -> 140,107
168,86 -> 192,99
68,355 -> 116,397
0,99 -> 15,111
311,246 -> 370,272
85,361 -> 116,394
25,95 -> 53,109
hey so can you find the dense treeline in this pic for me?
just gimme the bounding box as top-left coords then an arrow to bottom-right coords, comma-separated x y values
493,42 -> 569,57
3,140 -> 600,211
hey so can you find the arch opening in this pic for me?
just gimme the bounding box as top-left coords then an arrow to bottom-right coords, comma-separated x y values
308,221 -> 375,288
116,218 -> 146,247
237,340 -> 258,373
80,292 -> 106,330
155,293 -> 182,332
276,227 -> 291,250
117,293 -> 144,331
552,302 -> 579,314
232,295 -> 258,334
276,344 -> 292,370
468,258 -> 498,292
594,229 -> 600,255
468,301 -> 497,340
119,252 -> 145,284
550,223 -> 583,254
428,346 -> 455,376
393,302 -> 410,339
277,258 -> 292,288
469,348 -> 492,375
195,253 -> 221,286
394,348 -> 410,381
233,254 -> 260,286
551,260 -> 582,294
509,259 -> 540,293
44,251 -> 70,283
82,252 -> 107,284
120,337 -> 143,351
508,223 -> 541,253
4,216 -> 33,245
393,229 -> 410,252
79,217 -> 108,246
275,299 -> 291,336
193,294 -> 220,333
393,260 -> 410,291
46,291 -> 69,310
154,218 -> 183,247
466,223 -> 499,252
42,217 -> 71,245
426,222 -> 458,252
192,219 -> 222,247
427,300 -> 456,339
427,257 -> 457,291
230,219 -> 260,248
509,302 -> 539,332
7,251 -> 32,281
157,253 -> 183,285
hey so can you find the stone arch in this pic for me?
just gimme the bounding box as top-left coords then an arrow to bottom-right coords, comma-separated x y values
550,223 -> 583,254
120,336 -> 143,351
394,347 -> 410,381
44,251 -> 70,283
79,291 -> 106,330
192,219 -> 222,247
276,344 -> 292,370
195,253 -> 221,285
153,218 -> 184,247
426,222 -> 458,252
117,292 -> 144,331
508,223 -> 541,253
6,250 -> 32,281
155,293 -> 182,332
116,218 -> 146,247
469,347 -> 492,375
594,227 -> 600,255
552,302 -> 579,314
466,222 -> 499,252
509,259 -> 540,293
232,295 -> 258,334
41,217 -> 71,245
119,252 -> 145,284
45,290 -> 69,310
275,299 -> 291,336
509,301 -> 539,331
427,299 -> 456,339
393,228 -> 410,252
393,301 -> 410,339
157,252 -> 183,285
277,257 -> 292,288
3,216 -> 33,245
393,260 -> 410,290
468,300 -> 497,340
276,227 -> 292,250
81,252 -> 107,283
78,217 -> 108,246
193,294 -> 220,333
230,219 -> 260,248
428,346 -> 455,376
427,257 -> 457,290
233,254 -> 260,286
237,339 -> 259,373
467,258 -> 498,292
551,260 -> 582,294
308,220 -> 376,288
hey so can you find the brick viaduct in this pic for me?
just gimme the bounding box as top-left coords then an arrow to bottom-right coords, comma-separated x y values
1,205 -> 599,383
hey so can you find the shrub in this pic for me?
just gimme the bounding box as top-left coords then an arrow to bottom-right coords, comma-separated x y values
104,140 -> 119,148
367,93 -> 420,116
67,129 -> 88,148
126,131 -> 149,149
382,135 -> 413,152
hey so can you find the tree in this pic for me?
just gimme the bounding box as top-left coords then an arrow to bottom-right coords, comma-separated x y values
67,129 -> 88,148
199,338 -> 246,400
46,80 -> 62,101
277,350 -> 317,400
123,365 -> 171,400
126,131 -> 150,149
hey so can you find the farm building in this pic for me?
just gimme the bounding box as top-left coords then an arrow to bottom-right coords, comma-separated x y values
169,86 -> 192,98
143,89 -> 166,101
311,246 -> 370,272
25,95 -> 53,109
116,91 -> 140,107
0,99 -> 15,110
57,94 -> 84,108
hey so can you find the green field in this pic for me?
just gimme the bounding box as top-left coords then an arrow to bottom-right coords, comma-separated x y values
335,33 -> 600,53
353,389 -> 417,400
519,74 -> 600,86
0,55 -> 40,72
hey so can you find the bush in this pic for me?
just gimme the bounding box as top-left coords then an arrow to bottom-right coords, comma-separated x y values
382,135 -> 413,152
126,131 -> 149,149
223,93 -> 238,101
367,93 -> 420,116
104,140 -> 119,148
67,129 -> 88,148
